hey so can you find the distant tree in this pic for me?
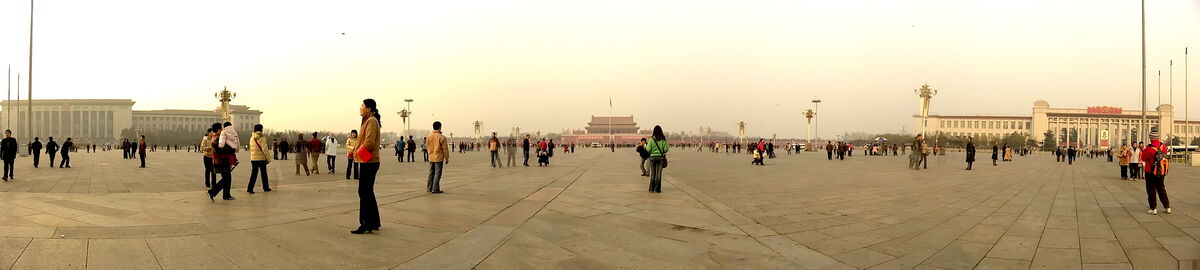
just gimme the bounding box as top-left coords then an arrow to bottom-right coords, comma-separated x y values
1042,130 -> 1057,151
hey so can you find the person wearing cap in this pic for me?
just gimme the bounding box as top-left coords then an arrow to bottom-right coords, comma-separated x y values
1141,129 -> 1171,215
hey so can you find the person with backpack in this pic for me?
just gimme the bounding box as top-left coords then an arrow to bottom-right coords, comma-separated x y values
1141,129 -> 1171,215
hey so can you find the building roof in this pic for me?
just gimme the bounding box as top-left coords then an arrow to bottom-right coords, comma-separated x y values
588,116 -> 637,126
0,99 -> 135,108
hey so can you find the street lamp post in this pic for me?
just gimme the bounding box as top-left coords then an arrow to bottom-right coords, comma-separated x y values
473,121 -> 482,149
397,98 -> 413,138
804,109 -> 815,151
811,99 -> 821,141
737,121 -> 746,149
914,84 -> 938,139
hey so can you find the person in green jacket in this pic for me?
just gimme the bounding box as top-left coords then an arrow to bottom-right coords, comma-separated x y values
646,125 -> 669,193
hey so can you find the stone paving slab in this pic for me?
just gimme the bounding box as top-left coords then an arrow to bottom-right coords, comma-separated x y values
0,148 -> 1197,269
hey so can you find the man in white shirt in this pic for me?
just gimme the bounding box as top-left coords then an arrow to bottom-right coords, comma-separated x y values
324,135 -> 339,174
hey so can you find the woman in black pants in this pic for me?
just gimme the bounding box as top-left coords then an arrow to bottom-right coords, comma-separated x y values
345,130 -> 360,180
350,99 -> 382,234
201,128 -> 216,188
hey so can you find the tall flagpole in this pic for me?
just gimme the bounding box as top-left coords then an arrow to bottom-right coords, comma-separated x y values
1140,0 -> 1147,144
1187,47 -> 1190,153
28,0 -> 34,143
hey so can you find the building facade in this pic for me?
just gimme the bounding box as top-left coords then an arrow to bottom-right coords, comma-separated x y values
561,115 -> 647,145
0,99 -> 261,145
913,100 -> 1200,148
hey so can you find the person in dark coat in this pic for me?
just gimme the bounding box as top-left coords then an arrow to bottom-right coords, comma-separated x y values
964,137 -> 976,170
59,138 -> 74,168
29,137 -> 42,168
991,143 -> 999,166
636,138 -> 651,176
46,137 -> 58,168
1,130 -> 16,180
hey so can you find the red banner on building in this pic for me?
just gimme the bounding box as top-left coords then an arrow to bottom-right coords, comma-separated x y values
1087,106 -> 1122,114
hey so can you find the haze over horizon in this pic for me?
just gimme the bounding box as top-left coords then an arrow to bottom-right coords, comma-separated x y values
0,0 -> 1198,138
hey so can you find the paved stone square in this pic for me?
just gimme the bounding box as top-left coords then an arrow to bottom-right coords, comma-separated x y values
0,148 -> 1197,269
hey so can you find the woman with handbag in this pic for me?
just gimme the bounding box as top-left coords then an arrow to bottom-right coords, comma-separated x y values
646,125 -> 669,193
350,99 -> 382,234
247,124 -> 271,194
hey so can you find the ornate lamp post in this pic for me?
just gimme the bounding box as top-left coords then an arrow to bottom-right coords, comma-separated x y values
914,84 -> 938,138
214,86 -> 236,123
397,99 -> 413,137
737,121 -> 746,147
473,121 -> 482,148
804,109 -> 815,150
811,99 -> 821,140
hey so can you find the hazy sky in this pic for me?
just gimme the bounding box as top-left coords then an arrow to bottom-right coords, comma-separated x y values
0,0 -> 1198,139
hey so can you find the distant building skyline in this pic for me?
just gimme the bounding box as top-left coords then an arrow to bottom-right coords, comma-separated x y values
0,99 -> 261,144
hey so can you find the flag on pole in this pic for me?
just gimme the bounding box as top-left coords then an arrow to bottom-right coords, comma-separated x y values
609,97 -> 613,108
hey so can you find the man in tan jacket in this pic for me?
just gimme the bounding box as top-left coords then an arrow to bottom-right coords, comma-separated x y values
426,121 -> 449,194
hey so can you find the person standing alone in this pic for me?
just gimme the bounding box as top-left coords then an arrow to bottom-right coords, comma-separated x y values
1,130 -> 16,180
138,135 -> 148,168
964,137 -> 975,170
522,135 -> 531,166
350,99 -> 383,234
426,121 -> 449,194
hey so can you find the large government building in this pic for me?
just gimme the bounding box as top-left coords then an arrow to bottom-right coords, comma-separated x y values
0,99 -> 261,145
914,100 -> 1200,148
559,116 -> 650,146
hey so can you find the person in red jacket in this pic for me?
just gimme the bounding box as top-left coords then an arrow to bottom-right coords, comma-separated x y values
1141,129 -> 1171,215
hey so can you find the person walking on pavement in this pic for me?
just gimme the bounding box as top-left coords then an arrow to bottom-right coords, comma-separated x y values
278,138 -> 290,160
1142,129 -> 1172,215
46,137 -> 58,168
637,138 -> 651,176
426,121 -> 449,194
350,99 -> 383,234
138,135 -> 148,168
505,137 -> 517,167
964,137 -> 976,170
295,133 -> 310,176
1067,146 -> 1077,165
345,130 -> 360,180
59,138 -> 74,168
522,134 -> 531,166
309,132 -> 322,174
488,132 -> 502,168
646,126 -> 669,193
29,137 -> 41,168
324,134 -> 338,174
411,136 -> 421,162
1,130 -> 16,180
207,122 -> 238,201
247,124 -> 272,193
201,129 -> 217,187
825,141 -> 834,160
